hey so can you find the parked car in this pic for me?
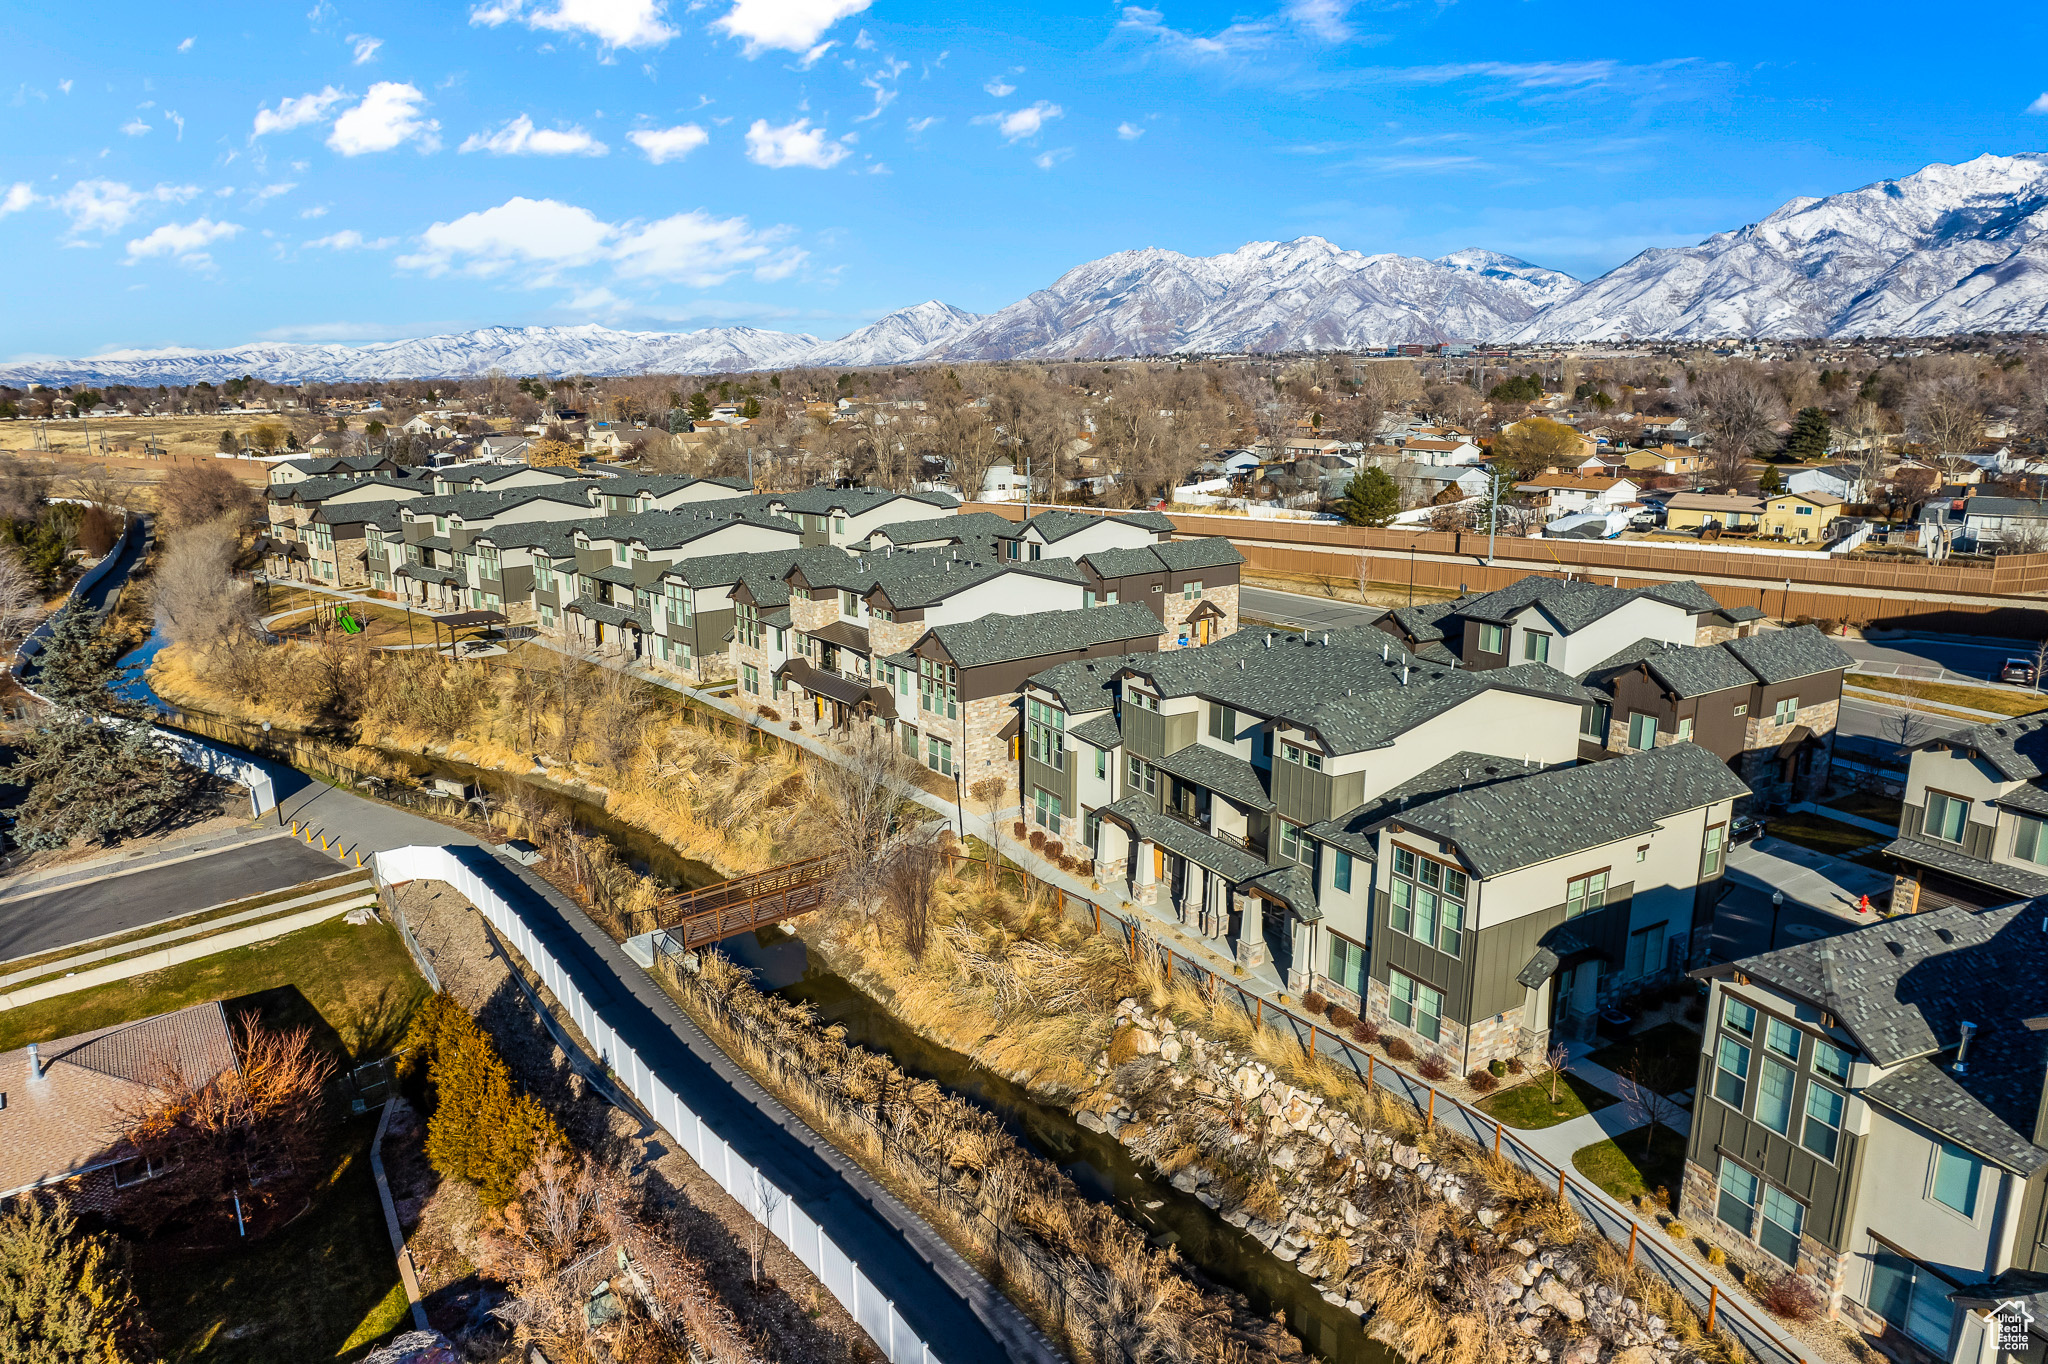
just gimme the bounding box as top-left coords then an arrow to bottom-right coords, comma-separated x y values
2001,657 -> 2039,685
1731,813 -> 1764,843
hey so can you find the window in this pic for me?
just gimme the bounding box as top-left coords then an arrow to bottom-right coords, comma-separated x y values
1802,1082 -> 1843,1161
1388,969 -> 1443,1042
1328,934 -> 1366,994
1390,848 -> 1466,956
1032,787 -> 1063,829
1675,717 -> 1693,741
534,559 -> 556,593
1182,580 -> 1204,600
665,581 -> 692,628
1565,870 -> 1608,917
1581,701 -> 1611,740
539,604 -> 556,629
1759,1186 -> 1805,1266
735,601 -> 763,649
741,663 -> 760,695
2018,815 -> 2048,865
1523,631 -> 1551,664
1714,1036 -> 1751,1109
1281,741 -> 1323,771
1812,1040 -> 1851,1083
113,1154 -> 173,1187
1773,696 -> 1798,725
1332,849 -> 1352,894
1479,623 -> 1504,654
1624,922 -> 1667,979
1701,823 -> 1726,878
1093,746 -> 1107,780
841,590 -> 861,616
1923,791 -> 1968,844
918,657 -> 959,719
1756,1059 -> 1795,1135
1733,702 -> 1749,717
615,543 -> 632,566
1715,1158 -> 1757,1234
1082,808 -> 1102,853
1027,698 -> 1067,771
1627,712 -> 1658,750
1126,756 -> 1157,797
1209,703 -> 1233,740
1126,688 -> 1159,712
925,736 -> 955,778
1279,822 -> 1315,869
1723,997 -> 1756,1036
1765,1018 -> 1801,1061
900,724 -> 919,760
1867,1249 -> 1957,1353
834,516 -> 847,536
1932,1142 -> 1982,1217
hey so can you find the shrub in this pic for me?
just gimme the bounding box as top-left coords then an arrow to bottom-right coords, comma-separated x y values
1506,1056 -> 1526,1075
1466,1068 -> 1499,1094
1349,1017 -> 1379,1045
757,706 -> 781,722
1382,1036 -> 1414,1062
1764,1274 -> 1825,1322
1028,829 -> 1046,851
1302,991 -> 1328,1016
1664,1220 -> 1690,1241
1706,1246 -> 1727,1267
1327,1003 -> 1357,1029
1417,1052 -> 1453,1081
1489,1058 -> 1508,1078
1045,840 -> 1063,859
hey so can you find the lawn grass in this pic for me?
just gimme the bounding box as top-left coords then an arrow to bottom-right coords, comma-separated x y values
1573,1126 -> 1690,1206
136,1120 -> 411,1364
1849,674 -> 2048,718
1477,1072 -> 1618,1129
1764,811 -> 1883,858
0,915 -> 427,1060
1588,1020 -> 1705,1087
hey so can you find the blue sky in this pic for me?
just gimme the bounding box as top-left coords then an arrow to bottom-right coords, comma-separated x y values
3,0 -> 2046,358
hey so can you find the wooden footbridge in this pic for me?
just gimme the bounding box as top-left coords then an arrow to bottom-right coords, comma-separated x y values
645,853 -> 842,950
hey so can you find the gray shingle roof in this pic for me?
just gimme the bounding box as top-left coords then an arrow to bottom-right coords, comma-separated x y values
1962,496 -> 2048,520
1099,796 -> 1271,883
1114,510 -> 1177,533
1248,864 -> 1319,920
1069,711 -> 1124,750
1309,751 -> 1559,859
1153,538 -> 1244,572
1394,742 -> 1749,878
773,487 -> 958,516
1928,713 -> 2048,782
1019,509 -> 1108,543
1583,638 -> 1757,699
926,600 -> 1161,669
1880,837 -> 2048,899
1024,653 -> 1138,713
1458,575 -> 1721,632
865,511 -> 1017,547
1079,546 -> 1167,579
1720,625 -> 1856,685
1152,743 -> 1274,812
1725,901 -> 2048,1173
1386,600 -> 1459,643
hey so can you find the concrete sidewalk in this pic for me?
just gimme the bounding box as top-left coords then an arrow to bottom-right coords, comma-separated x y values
1726,836 -> 1893,920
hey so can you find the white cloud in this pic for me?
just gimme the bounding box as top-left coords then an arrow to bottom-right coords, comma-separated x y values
165,110 -> 185,140
124,216 -> 240,267
307,228 -> 397,249
1282,0 -> 1351,41
905,116 -> 941,134
712,0 -> 870,57
1387,60 -> 1619,89
459,114 -> 607,156
1033,147 -> 1073,169
2030,93 -> 2048,115
176,36 -> 195,52
984,79 -> 1014,97
349,34 -> 383,63
252,86 -> 349,138
252,182 -> 298,203
301,204 -> 330,218
328,83 -> 440,155
57,80 -> 72,94
120,118 -> 151,137
744,117 -> 852,169
1115,6 -> 1276,60
469,0 -> 678,49
55,180 -> 197,235
398,194 -> 798,288
0,183 -> 37,216
1116,121 -> 1145,139
973,101 -> 1062,142
627,124 -> 709,163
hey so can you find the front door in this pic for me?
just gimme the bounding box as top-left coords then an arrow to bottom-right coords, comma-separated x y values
1262,900 -> 1293,981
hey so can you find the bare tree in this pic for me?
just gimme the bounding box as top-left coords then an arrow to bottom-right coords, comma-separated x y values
811,725 -> 924,902
1614,1043 -> 1687,1162
745,1170 -> 787,1288
1533,1041 -> 1572,1105
883,829 -> 946,961
1685,362 -> 1786,488
0,546 -> 38,643
153,515 -> 256,653
156,461 -> 259,534
968,774 -> 1009,883
1906,372 -> 1985,458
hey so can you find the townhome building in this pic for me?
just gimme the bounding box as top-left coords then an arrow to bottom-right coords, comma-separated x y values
1387,576 -> 1748,676
587,473 -> 754,514
1577,626 -> 1855,805
1022,627 -> 1594,991
1361,742 -> 1746,1070
1687,907 -> 2048,1363
266,452 -> 409,485
765,487 -> 961,548
1884,715 -> 2048,914
993,508 -> 1178,563
385,486 -> 622,612
863,510 -> 1026,552
265,472 -> 434,584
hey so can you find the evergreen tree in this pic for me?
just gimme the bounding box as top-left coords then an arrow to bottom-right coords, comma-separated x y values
0,1197 -> 150,1364
1759,464 -> 1785,495
1335,467 -> 1401,527
1785,407 -> 1832,462
36,606 -> 122,713
4,713 -> 198,848
687,392 -> 712,421
741,396 -> 762,420
407,994 -> 563,1207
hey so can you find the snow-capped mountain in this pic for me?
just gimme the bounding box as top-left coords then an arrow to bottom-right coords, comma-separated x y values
1515,152 -> 2048,341
803,301 -> 984,367
1432,248 -> 1582,309
938,237 -> 1563,360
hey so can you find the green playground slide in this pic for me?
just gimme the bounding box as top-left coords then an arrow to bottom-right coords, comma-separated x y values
336,605 -> 363,634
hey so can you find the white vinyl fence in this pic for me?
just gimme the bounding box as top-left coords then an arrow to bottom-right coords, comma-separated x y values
373,844 -> 943,1364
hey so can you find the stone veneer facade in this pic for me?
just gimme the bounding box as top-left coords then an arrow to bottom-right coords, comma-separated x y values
1740,697 -> 1839,803
1678,1157 -> 1862,1340
1159,583 -> 1241,650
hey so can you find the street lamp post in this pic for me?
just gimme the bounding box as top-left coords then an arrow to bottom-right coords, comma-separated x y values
1769,889 -> 1785,951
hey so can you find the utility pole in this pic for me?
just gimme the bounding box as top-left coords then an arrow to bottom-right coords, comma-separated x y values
1023,455 -> 1033,519
1487,464 -> 1500,566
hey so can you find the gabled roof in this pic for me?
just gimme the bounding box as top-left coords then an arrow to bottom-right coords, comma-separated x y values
1455,575 -> 1719,633
1720,625 -> 1856,685
924,600 -> 1161,669
1582,637 -> 1759,700
1152,743 -> 1273,812
1923,713 -> 2048,782
865,511 -> 1018,547
1027,652 -> 1139,713
1310,752 -> 1553,859
1392,742 -> 1748,879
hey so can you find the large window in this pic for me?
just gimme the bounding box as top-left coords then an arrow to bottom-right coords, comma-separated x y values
919,657 -> 959,719
1126,688 -> 1159,712
1701,823 -> 1727,878
1026,697 -> 1067,771
1032,787 -> 1063,830
1126,756 -> 1158,797
2018,815 -> 2048,864
1812,1040 -> 1851,1083
1627,712 -> 1658,750
1923,791 -> 1968,844
1765,1017 -> 1802,1061
1332,849 -> 1353,894
735,601 -> 763,649
1388,969 -> 1443,1043
1389,847 -> 1467,956
1328,934 -> 1366,995
534,559 -> 556,593
1478,623 -> 1504,654
1759,1186 -> 1805,1266
925,736 -> 955,778
741,663 -> 760,695
1756,1059 -> 1795,1135
1866,1250 -> 1956,1354
665,581 -> 692,627
1773,695 -> 1799,725
1714,1035 -> 1751,1109
1209,702 -> 1234,740
1278,821 -> 1316,869
1802,1082 -> 1843,1161
1565,870 -> 1607,917
1181,580 -> 1204,600
1932,1142 -> 1982,1217
1581,701 -> 1611,740
1523,631 -> 1551,664
1715,1158 -> 1757,1234
1624,922 -> 1666,979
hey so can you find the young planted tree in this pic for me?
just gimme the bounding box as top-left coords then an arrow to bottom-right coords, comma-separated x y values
1335,466 -> 1400,527
0,1197 -> 151,1364
1614,1043 -> 1687,1161
884,830 -> 946,961
405,994 -> 564,1207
